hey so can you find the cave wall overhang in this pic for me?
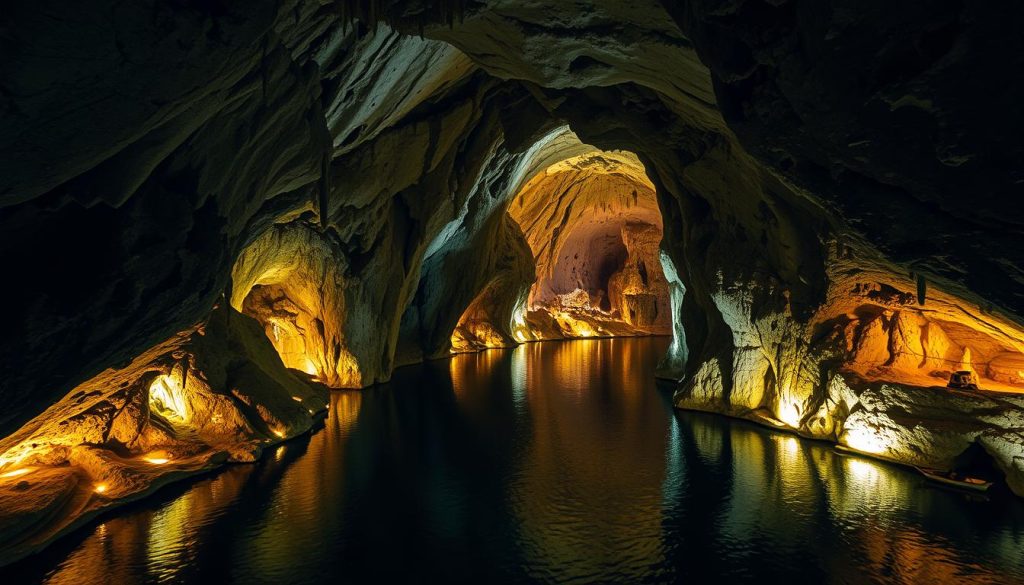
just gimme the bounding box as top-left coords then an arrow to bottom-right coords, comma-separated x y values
1,0 -> 1024,530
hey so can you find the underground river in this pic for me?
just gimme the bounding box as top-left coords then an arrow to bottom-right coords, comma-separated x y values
8,338 -> 1024,584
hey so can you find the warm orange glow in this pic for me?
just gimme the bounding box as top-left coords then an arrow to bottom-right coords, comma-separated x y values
508,148 -> 671,340
291,395 -> 303,402
450,276 -> 524,352
143,452 -> 171,465
0,467 -> 32,479
301,357 -> 318,376
818,265 -> 1024,395
0,451 -> 30,470
230,226 -> 364,389
273,430 -> 285,438
94,483 -> 108,494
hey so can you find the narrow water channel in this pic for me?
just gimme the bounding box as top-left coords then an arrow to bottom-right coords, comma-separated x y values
10,338 -> 1024,584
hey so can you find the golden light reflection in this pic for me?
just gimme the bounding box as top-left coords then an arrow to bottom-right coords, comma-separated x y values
845,457 -> 881,484
510,339 -> 669,580
450,349 -> 504,407
332,391 -> 362,436
94,483 -> 108,494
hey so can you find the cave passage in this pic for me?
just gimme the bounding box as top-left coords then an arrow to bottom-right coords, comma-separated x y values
451,148 -> 674,352
230,222 -> 363,389
3,0 -> 1024,579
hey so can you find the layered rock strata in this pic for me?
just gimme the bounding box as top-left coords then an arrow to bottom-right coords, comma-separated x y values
2,0 -> 1024,564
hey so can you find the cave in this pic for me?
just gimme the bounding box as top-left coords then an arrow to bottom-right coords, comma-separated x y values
3,1 -> 1024,582
451,138 -> 674,350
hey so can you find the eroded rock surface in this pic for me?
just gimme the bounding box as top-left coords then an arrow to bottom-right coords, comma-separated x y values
2,0 -> 1024,563
0,306 -> 327,565
508,149 -> 672,339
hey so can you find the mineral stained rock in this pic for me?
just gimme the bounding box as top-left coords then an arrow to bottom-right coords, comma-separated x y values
2,0 -> 1024,564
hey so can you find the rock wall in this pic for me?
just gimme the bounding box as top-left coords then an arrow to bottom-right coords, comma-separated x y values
2,0 -> 1024,562
673,243 -> 1024,491
0,305 -> 328,565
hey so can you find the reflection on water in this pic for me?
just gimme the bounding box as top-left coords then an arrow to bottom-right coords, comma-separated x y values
10,338 -> 1024,584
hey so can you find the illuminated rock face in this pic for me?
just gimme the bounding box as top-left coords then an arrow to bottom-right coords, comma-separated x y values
0,306 -> 327,565
1,0 -> 1024,561
673,248 -> 1024,491
508,151 -> 672,340
450,215 -> 535,352
231,222 -> 362,388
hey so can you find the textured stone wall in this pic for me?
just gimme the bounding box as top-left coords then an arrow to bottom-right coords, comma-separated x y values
507,149 -> 672,339
2,0 -> 1024,562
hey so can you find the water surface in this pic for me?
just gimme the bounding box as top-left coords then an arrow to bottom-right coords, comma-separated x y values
10,338 -> 1024,584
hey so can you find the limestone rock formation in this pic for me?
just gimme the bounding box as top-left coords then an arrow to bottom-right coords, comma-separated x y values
2,0 -> 1024,564
0,306 -> 327,565
508,149 -> 672,339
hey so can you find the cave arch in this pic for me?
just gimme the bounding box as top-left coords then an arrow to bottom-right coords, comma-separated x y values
230,221 -> 362,389
439,126 -> 687,360
4,2 -> 1024,566
508,149 -> 672,340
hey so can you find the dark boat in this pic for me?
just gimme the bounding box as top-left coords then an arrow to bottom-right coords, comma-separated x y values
916,467 -> 993,492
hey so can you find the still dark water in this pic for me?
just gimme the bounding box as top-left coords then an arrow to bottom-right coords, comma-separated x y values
9,338 -> 1024,584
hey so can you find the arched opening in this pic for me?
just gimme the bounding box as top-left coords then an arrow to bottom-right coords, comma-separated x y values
450,278 -> 522,352
231,222 -> 362,388
148,373 -> 190,425
509,149 -> 672,340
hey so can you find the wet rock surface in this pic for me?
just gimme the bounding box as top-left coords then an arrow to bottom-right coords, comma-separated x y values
0,305 -> 327,565
1,0 -> 1024,563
